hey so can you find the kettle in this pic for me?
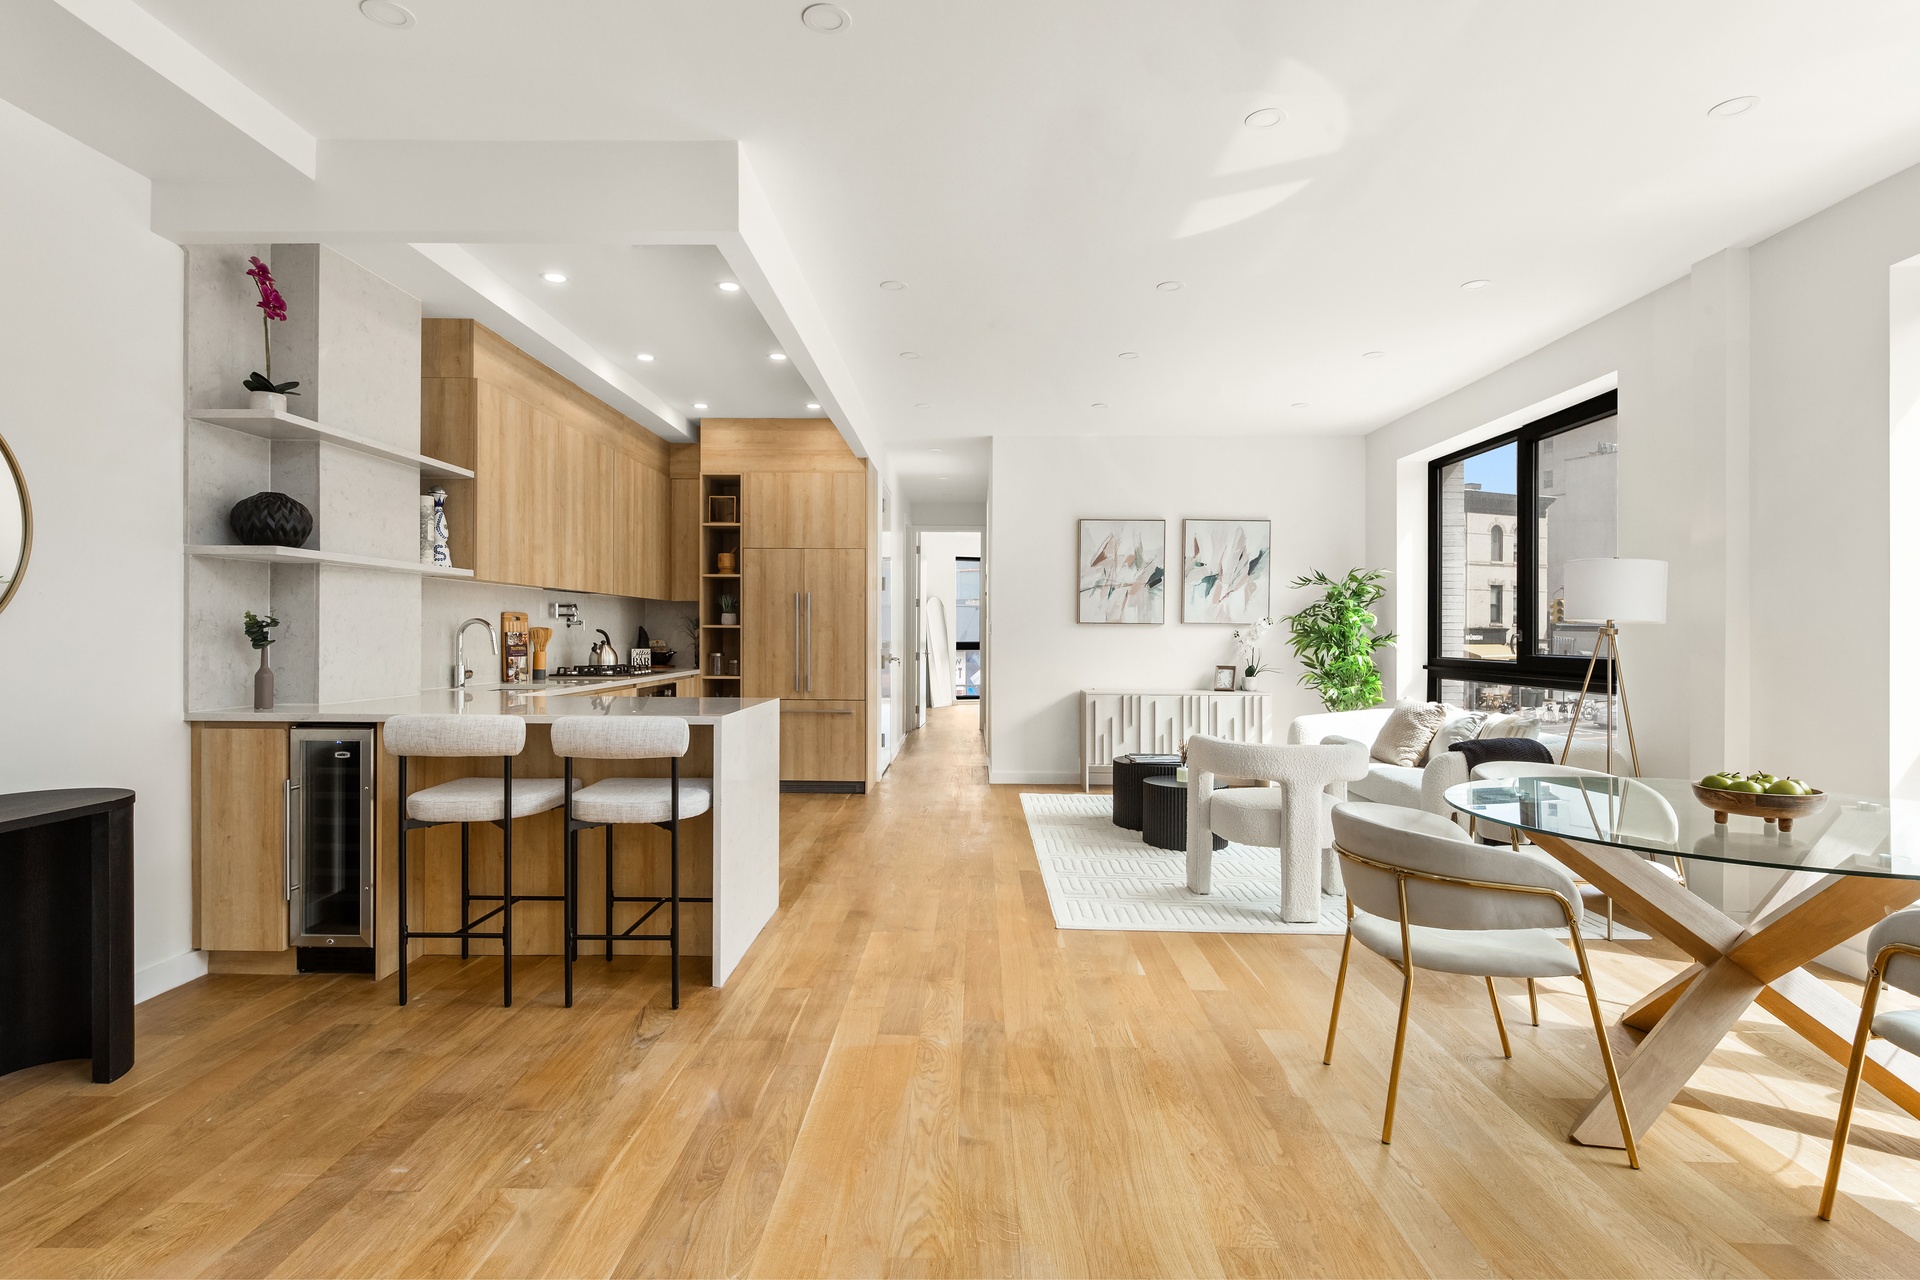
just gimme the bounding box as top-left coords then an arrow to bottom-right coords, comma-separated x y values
591,628 -> 618,667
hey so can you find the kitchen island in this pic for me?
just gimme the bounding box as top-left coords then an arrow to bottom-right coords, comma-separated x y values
186,690 -> 779,990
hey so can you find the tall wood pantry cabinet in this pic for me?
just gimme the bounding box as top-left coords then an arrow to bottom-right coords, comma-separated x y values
702,419 -> 875,791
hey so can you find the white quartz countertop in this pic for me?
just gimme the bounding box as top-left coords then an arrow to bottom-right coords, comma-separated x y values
187,680 -> 775,726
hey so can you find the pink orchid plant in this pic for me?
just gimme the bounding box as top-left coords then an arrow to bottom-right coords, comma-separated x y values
242,256 -> 299,398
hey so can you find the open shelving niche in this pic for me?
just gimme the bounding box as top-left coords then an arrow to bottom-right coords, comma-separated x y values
700,474 -> 743,695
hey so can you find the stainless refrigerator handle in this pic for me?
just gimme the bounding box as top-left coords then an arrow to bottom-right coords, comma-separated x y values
793,592 -> 802,692
283,778 -> 301,901
805,592 -> 813,692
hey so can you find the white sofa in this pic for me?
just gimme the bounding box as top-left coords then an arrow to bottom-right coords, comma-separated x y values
1288,704 -> 1628,818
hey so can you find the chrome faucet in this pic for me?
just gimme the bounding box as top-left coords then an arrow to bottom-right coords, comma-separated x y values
455,617 -> 497,689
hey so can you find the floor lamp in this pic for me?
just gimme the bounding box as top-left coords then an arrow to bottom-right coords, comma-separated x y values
1558,557 -> 1667,777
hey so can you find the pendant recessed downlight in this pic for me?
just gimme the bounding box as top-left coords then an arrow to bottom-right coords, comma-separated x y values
1091,402 -> 1109,409
1156,280 -> 1182,292
1708,95 -> 1759,118
716,281 -> 740,292
1460,279 -> 1491,290
915,402 -> 931,409
801,3 -> 851,33
1292,402 -> 1308,409
807,403 -> 821,410
898,351 -> 920,359
359,0 -> 415,28
879,279 -> 906,291
636,353 -> 654,362
1243,107 -> 1286,128
541,271 -> 567,284
1362,350 -> 1385,359
770,352 -> 787,361
1118,351 -> 1138,360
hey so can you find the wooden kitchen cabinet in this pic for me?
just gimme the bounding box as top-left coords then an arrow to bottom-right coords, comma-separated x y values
424,319 -> 671,599
743,548 -> 806,698
192,723 -> 290,953
743,470 -> 865,548
743,548 -> 864,702
778,701 -> 866,782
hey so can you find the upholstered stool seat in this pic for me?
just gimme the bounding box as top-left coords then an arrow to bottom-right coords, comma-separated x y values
1348,915 -> 1583,979
405,776 -> 575,824
571,777 -> 713,826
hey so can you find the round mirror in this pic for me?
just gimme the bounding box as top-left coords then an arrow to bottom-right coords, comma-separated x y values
0,434 -> 31,613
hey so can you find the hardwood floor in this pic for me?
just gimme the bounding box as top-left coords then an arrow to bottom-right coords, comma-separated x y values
6,703 -> 1920,1277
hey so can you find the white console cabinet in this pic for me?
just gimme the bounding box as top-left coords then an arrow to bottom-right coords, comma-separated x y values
1079,689 -> 1273,790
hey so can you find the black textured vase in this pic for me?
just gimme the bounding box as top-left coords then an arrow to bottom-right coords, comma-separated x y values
229,491 -> 313,548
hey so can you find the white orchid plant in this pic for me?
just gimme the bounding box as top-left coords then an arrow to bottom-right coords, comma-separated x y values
1232,617 -> 1284,687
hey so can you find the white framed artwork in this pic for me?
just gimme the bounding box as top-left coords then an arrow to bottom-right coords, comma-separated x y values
1078,519 -> 1165,624
1183,519 -> 1271,624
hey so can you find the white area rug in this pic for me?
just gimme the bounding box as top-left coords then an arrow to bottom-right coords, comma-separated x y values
1019,792 -> 1647,940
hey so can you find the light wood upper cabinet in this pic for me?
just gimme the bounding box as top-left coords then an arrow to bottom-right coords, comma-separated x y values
743,471 -> 865,549
423,319 -> 672,597
194,724 -> 290,953
743,548 -> 806,698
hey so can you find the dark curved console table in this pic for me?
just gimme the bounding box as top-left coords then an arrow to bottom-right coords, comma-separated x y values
1,789 -> 134,1082
1111,754 -> 1179,830
1142,776 -> 1226,853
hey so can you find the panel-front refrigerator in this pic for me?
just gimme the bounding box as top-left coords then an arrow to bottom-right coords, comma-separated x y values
288,725 -> 375,954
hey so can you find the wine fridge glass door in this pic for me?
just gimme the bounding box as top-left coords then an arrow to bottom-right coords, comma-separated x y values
289,727 -> 375,948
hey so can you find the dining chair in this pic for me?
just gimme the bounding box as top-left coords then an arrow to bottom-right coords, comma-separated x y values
1323,800 -> 1639,1167
1819,908 -> 1920,1219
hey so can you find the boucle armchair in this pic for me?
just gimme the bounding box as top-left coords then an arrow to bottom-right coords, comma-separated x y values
1184,735 -> 1371,923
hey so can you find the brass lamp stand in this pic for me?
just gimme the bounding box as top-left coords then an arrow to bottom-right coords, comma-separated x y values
1558,620 -> 1640,777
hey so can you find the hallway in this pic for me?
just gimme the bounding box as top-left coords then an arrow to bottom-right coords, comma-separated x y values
2,703 -> 1919,1276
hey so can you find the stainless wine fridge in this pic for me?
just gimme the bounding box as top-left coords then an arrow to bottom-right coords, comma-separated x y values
287,726 -> 375,951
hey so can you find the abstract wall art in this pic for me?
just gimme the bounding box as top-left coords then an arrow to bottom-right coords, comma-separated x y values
1077,519 -> 1166,624
1183,518 -> 1270,624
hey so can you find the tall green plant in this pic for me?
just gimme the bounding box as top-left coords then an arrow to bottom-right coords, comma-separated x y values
1283,568 -> 1395,712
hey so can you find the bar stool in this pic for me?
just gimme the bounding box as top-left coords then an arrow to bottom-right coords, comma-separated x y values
387,713 -> 570,1007
551,716 -> 712,1009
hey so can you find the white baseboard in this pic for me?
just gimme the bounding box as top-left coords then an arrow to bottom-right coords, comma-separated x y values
989,769 -> 1082,785
135,949 -> 209,1003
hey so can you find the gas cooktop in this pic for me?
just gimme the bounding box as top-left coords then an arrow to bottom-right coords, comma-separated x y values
548,664 -> 650,678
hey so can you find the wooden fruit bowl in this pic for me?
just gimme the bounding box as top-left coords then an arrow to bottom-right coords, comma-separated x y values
1691,783 -> 1828,833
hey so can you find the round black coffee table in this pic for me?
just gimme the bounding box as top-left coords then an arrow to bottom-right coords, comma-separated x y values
1142,776 -> 1226,852
1112,754 -> 1179,830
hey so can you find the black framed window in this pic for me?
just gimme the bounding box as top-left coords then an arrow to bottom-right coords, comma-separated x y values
1428,390 -> 1618,707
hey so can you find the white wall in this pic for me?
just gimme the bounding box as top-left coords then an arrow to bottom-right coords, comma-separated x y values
987,435 -> 1366,783
0,99 -> 198,999
1364,159 -> 1920,799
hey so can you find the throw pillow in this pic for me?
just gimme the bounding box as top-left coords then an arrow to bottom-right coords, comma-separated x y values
1370,700 -> 1449,767
1479,710 -> 1543,742
1424,711 -> 1489,764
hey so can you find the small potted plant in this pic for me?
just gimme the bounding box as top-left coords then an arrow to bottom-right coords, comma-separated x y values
1283,568 -> 1395,711
242,256 -> 300,411
1232,617 -> 1285,690
245,609 -> 280,710
718,593 -> 738,625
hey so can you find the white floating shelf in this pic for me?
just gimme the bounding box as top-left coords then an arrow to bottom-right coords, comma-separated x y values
188,545 -> 475,578
192,408 -> 474,480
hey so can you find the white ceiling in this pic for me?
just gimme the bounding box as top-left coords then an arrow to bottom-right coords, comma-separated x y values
31,1 -> 1920,484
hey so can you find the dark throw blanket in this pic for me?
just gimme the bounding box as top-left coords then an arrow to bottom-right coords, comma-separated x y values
1449,736 -> 1553,771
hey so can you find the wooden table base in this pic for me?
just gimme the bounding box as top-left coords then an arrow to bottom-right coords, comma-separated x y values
1528,831 -> 1920,1148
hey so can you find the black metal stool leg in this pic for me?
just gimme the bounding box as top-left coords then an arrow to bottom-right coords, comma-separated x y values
397,755 -> 410,1007
460,822 -> 471,960
502,756 -> 514,1008
605,823 -> 615,963
564,826 -> 576,1008
671,757 -> 681,1010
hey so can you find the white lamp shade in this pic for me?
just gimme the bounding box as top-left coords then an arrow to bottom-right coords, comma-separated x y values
1562,558 -> 1667,624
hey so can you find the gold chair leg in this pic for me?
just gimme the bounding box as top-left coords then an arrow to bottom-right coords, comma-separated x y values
1382,877 -> 1414,1145
1324,925 -> 1354,1066
1569,924 -> 1638,1169
1486,976 -> 1512,1058
1819,967 -> 1884,1221
1527,977 -> 1539,1026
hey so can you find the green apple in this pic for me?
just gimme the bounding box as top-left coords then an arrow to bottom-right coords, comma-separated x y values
1726,778 -> 1764,793
1764,778 -> 1802,796
1701,773 -> 1736,789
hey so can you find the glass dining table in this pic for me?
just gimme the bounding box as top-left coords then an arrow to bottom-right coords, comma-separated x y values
1445,775 -> 1920,1150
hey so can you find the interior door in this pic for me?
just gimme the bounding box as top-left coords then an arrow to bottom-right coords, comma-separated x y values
743,547 -> 806,697
804,547 -> 866,701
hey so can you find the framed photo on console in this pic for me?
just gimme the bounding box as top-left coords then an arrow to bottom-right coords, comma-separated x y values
1213,664 -> 1238,692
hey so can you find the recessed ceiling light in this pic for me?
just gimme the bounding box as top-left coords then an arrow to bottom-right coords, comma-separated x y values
931,447 -> 944,452
1291,402 -> 1308,409
938,476 -> 951,481
899,351 -> 920,359
800,3 -> 851,33
636,352 -> 654,362
1091,402 -> 1109,409
807,402 -> 821,410
1460,279 -> 1491,290
541,271 -> 567,284
358,0 -> 415,28
1707,95 -> 1759,118
879,279 -> 906,291
1362,350 -> 1385,359
1156,280 -> 1183,292
1118,351 -> 1139,360
770,352 -> 787,361
915,402 -> 931,409
693,402 -> 708,410
1243,107 -> 1286,128
716,281 -> 740,292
